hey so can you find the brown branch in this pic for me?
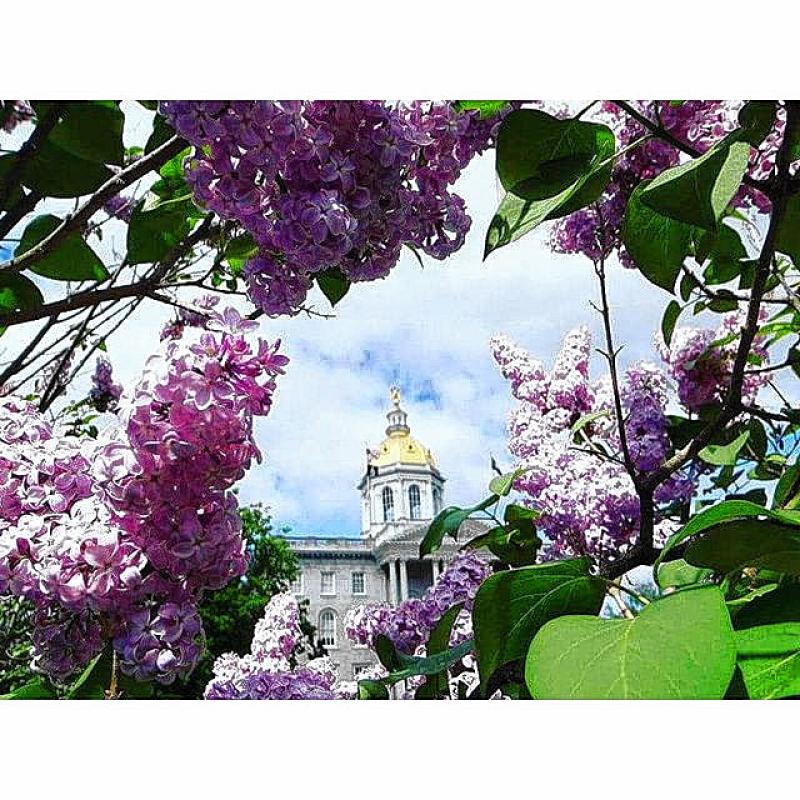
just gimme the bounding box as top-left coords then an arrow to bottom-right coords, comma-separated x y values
0,135 -> 186,276
0,314 -> 57,388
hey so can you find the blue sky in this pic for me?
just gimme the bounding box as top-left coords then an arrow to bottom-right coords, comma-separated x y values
0,104 -> 675,537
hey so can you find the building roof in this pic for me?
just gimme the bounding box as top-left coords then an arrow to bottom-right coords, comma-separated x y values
367,388 -> 436,469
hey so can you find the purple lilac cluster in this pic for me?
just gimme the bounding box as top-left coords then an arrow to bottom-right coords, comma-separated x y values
102,193 -> 133,222
159,101 -> 507,316
343,550 -> 492,654
551,101 -> 782,265
205,592 -> 341,700
490,328 -> 694,562
658,306 -> 770,412
1,101 -> 33,133
159,294 -> 221,341
88,356 -> 123,412
0,306 -> 287,684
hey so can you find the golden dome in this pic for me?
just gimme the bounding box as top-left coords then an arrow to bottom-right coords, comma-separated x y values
368,388 -> 437,469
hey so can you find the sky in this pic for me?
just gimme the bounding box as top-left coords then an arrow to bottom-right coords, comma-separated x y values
0,104 -> 672,537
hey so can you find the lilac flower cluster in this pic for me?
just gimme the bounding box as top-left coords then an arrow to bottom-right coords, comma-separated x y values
159,101 -> 506,316
344,551 -> 492,654
1,101 -> 33,133
0,307 -> 287,684
205,592 -> 341,700
490,328 -> 694,562
551,101 -> 782,265
88,356 -> 122,412
102,193 -> 133,222
658,307 -> 770,412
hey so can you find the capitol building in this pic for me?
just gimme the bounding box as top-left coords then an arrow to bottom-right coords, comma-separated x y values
281,389 -> 485,679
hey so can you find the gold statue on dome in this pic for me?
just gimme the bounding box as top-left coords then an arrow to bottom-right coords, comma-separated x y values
390,386 -> 401,408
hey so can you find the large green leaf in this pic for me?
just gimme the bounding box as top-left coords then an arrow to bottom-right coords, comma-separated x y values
0,677 -> 57,700
419,495 -> 497,558
473,558 -> 606,690
640,140 -> 751,231
525,586 -> 736,699
17,214 -> 109,282
126,199 -> 193,264
657,558 -> 713,589
67,649 -> 112,699
685,518 -> 800,576
415,603 -> 464,699
734,586 -> 800,699
655,500 -> 800,581
488,468 -> 524,497
698,430 -> 751,466
775,192 -> 800,267
316,267 -> 350,307
0,271 -> 44,313
453,101 -> 509,119
35,101 -> 124,166
621,181 -> 693,292
737,101 -> 778,147
22,140 -> 113,198
495,109 -> 614,199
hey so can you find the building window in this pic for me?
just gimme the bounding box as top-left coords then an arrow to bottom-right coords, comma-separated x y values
382,486 -> 395,522
353,663 -> 371,678
433,486 -> 443,515
352,571 -> 366,595
291,572 -> 304,595
409,484 -> 421,519
320,571 -> 335,595
319,609 -> 336,648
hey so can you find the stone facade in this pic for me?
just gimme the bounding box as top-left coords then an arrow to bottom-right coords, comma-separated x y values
280,390 -> 486,680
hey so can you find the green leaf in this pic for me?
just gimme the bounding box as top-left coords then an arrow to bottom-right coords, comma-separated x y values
640,140 -> 751,231
0,677 -> 57,700
776,193 -> 800,267
737,101 -> 778,147
224,233 -> 259,261
419,496 -> 497,558
489,468 -> 524,497
126,200 -> 192,265
67,648 -> 112,699
696,224 -> 747,284
495,109 -> 614,200
415,603 -> 464,699
453,101 -> 509,120
473,558 -> 606,690
22,140 -> 113,198
145,113 -> 180,154
661,300 -> 682,347
735,623 -> 800,656
357,679 -> 389,700
374,634 -> 404,672
36,101 -> 124,165
685,518 -> 800,577
17,214 -> 109,282
655,499 -> 800,580
657,559 -> 713,589
316,267 -> 350,307
698,430 -> 750,466
385,639 -> 475,684
774,464 -> 800,509
525,586 -> 736,699
0,154 -> 24,210
0,271 -> 44,314
621,181 -> 693,292
735,617 -> 800,699
465,524 -> 541,567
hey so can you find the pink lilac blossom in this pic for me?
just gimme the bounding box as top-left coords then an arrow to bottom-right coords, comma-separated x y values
1,101 -> 33,133
657,307 -> 770,412
491,328 -> 694,563
0,306 -> 286,684
159,101 -> 511,316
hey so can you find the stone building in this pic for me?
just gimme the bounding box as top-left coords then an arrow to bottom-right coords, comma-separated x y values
281,388 -> 485,680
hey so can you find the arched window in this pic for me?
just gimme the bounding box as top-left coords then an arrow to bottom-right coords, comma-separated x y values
409,484 -> 421,519
382,486 -> 395,522
433,486 -> 443,515
319,609 -> 336,648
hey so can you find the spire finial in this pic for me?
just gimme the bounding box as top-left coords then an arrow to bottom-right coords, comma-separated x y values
390,386 -> 401,409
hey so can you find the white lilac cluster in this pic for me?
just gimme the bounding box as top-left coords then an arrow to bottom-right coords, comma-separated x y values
0,307 -> 287,685
204,592 -> 344,700
491,327 -> 694,563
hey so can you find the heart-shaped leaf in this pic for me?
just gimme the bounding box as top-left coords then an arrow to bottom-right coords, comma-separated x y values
473,558 -> 606,690
525,586 -> 736,699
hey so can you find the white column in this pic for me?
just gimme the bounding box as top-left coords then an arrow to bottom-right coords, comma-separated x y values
388,561 -> 398,604
399,559 -> 409,601
431,559 -> 440,584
